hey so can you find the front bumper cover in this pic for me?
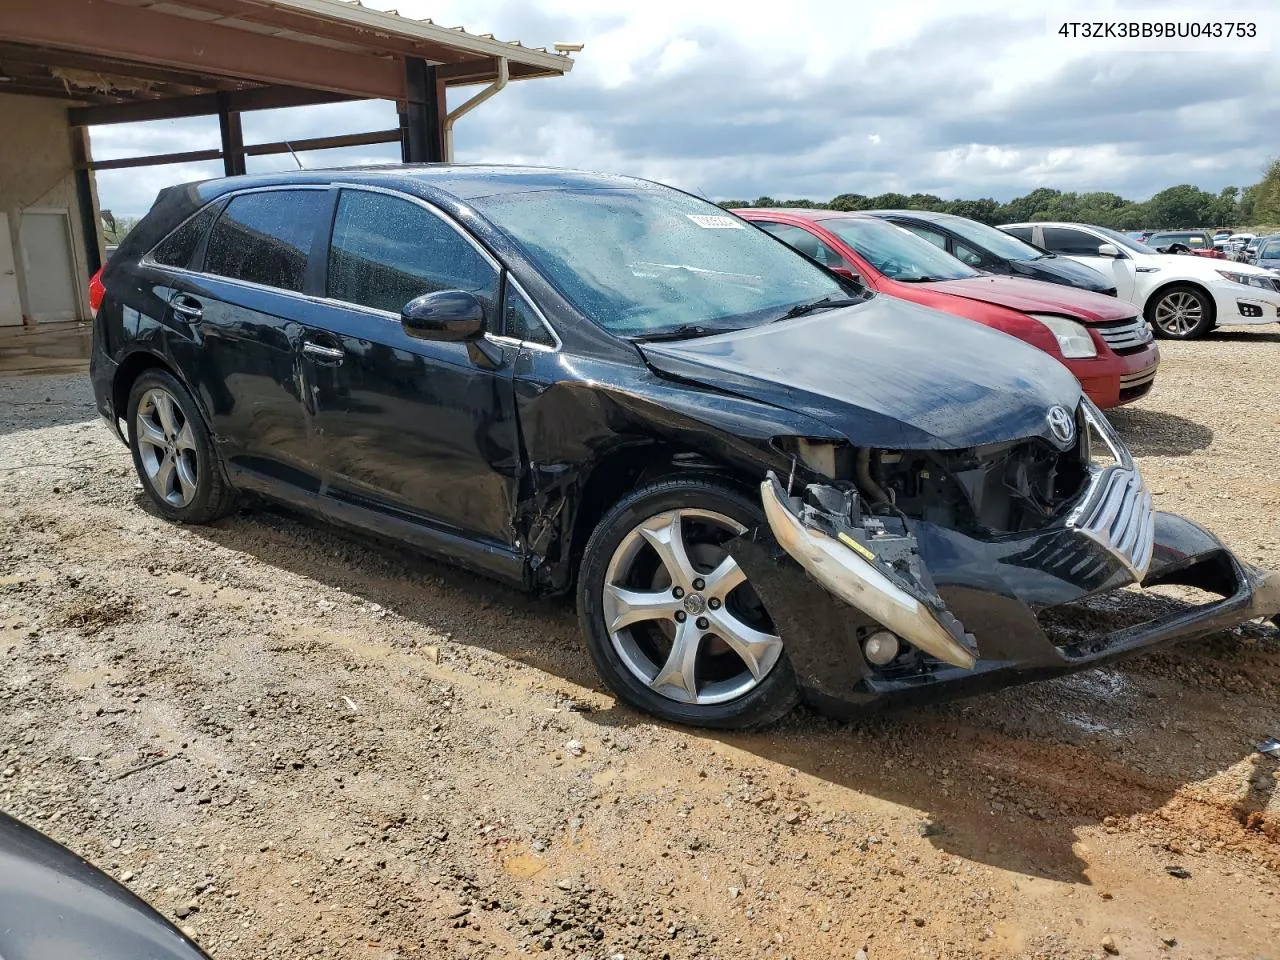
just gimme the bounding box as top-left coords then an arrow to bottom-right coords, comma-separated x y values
736,477 -> 1280,715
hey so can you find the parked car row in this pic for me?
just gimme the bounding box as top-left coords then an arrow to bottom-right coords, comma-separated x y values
999,221 -> 1280,339
89,166 -> 1280,732
735,208 -> 1158,409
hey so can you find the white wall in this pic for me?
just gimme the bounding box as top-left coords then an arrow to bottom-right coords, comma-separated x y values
0,94 -> 97,326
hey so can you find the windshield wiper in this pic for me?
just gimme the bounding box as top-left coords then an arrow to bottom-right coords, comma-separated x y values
895,276 -> 948,283
630,324 -> 742,343
772,296 -> 862,322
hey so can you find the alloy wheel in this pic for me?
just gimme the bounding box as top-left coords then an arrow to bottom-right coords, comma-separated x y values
135,388 -> 199,507
1152,290 -> 1203,336
602,509 -> 782,705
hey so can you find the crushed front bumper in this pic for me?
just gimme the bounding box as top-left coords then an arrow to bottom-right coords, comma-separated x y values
735,478 -> 1280,715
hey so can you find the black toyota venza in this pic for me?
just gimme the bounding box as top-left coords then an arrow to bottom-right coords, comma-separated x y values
91,167 -> 1279,728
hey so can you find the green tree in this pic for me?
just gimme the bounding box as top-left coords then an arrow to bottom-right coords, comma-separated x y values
1239,184 -> 1258,222
1143,184 -> 1217,228
867,192 -> 910,209
828,193 -> 869,211
945,198 -> 1002,223
1251,158 -> 1280,227
1208,186 -> 1240,227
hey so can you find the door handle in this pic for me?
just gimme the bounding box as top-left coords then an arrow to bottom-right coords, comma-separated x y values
302,340 -> 345,363
169,295 -> 202,320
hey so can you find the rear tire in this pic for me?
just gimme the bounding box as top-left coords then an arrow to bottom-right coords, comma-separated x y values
1147,284 -> 1214,340
126,369 -> 237,524
578,477 -> 800,729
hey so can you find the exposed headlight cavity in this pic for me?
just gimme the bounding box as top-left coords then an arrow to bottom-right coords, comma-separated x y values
773,437 -> 854,479
1026,314 -> 1098,359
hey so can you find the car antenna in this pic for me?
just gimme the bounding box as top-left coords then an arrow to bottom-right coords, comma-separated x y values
284,142 -> 304,170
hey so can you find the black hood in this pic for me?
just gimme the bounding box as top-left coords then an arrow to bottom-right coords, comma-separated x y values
0,813 -> 210,960
1007,255 -> 1113,292
639,296 -> 1082,450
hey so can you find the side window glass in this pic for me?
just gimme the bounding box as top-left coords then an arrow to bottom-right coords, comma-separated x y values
899,223 -> 947,250
205,191 -> 326,292
503,283 -> 556,347
1041,227 -> 1102,256
328,190 -> 498,316
1002,226 -> 1034,243
151,204 -> 218,269
953,240 -> 986,267
757,222 -> 851,270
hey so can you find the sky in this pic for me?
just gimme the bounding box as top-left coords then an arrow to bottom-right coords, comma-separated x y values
91,0 -> 1280,217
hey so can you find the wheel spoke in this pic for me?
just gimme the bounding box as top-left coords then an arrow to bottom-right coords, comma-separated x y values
702,554 -> 746,598
710,609 -> 782,680
638,512 -> 698,590
174,421 -> 197,453
154,393 -> 178,437
136,415 -> 166,449
650,620 -> 702,702
603,583 -> 680,631
174,454 -> 198,502
154,456 -> 176,500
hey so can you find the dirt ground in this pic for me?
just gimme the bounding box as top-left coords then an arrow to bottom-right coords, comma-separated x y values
2,329 -> 1278,960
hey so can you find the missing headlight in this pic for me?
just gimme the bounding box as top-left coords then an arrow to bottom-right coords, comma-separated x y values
772,437 -> 855,480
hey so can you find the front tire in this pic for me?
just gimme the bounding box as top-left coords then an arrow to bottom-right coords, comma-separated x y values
126,369 -> 236,524
578,478 -> 800,729
1147,284 -> 1214,340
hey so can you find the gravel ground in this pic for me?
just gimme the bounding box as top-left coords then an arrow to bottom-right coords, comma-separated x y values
2,329 -> 1279,960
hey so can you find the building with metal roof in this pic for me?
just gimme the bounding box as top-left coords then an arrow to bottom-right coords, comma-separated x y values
0,0 -> 575,330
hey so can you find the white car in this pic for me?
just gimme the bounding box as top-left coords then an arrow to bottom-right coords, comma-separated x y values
999,221 -> 1280,339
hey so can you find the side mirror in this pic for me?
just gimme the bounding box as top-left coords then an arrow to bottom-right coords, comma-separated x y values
1096,243 -> 1122,259
401,290 -> 486,342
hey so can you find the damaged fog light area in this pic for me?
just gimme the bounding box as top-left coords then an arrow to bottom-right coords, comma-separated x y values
760,472 -> 978,670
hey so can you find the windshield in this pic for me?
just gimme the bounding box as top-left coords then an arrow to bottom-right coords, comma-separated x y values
1151,232 -> 1208,248
472,187 -> 848,337
941,217 -> 1045,262
822,217 -> 977,281
1093,225 -> 1157,255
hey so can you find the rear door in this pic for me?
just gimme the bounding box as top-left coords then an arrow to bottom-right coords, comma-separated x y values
1039,225 -> 1136,300
175,188 -> 331,491
301,186 -> 522,548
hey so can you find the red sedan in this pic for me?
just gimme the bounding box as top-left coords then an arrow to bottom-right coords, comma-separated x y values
736,209 -> 1160,409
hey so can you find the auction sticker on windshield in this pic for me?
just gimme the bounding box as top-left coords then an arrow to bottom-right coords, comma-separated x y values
686,214 -> 745,229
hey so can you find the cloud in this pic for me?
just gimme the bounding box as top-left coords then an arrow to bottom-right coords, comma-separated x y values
91,0 -> 1280,215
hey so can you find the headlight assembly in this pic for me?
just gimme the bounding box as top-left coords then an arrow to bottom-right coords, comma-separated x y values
1216,269 -> 1274,290
1026,314 -> 1097,359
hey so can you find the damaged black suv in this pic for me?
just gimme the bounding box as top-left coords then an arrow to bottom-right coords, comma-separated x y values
91,167 -> 1280,728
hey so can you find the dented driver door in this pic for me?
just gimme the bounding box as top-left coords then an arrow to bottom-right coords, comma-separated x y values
301,188 -> 523,551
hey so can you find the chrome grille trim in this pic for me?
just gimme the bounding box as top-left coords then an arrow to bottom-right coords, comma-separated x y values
1067,401 -> 1156,581
1119,366 -> 1158,389
1096,316 -> 1154,352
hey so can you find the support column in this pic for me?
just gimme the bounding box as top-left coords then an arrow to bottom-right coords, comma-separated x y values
70,126 -> 102,302
217,92 -> 246,176
401,57 -> 445,163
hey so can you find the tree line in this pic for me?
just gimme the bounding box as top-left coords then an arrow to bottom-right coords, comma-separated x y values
721,158 -> 1280,230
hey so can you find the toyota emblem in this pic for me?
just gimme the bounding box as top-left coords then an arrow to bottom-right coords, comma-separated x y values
1046,405 -> 1075,446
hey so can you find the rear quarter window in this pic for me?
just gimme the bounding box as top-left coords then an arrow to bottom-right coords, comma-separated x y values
149,205 -> 219,269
